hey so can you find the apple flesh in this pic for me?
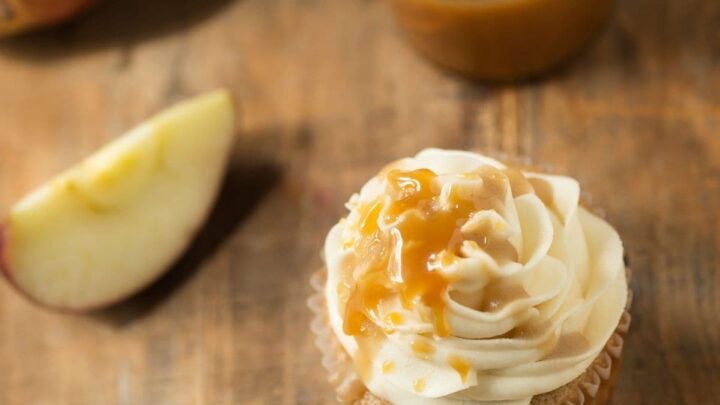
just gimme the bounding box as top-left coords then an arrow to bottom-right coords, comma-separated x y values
0,0 -> 95,37
0,90 -> 236,311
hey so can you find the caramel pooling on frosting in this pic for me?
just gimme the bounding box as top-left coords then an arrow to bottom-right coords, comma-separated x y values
341,166 -> 552,338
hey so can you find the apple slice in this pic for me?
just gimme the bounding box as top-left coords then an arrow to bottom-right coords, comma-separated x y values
0,90 -> 236,310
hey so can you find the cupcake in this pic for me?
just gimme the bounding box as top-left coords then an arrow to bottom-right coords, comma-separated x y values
310,149 -> 631,404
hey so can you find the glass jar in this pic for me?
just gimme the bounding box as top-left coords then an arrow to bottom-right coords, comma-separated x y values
389,0 -> 613,81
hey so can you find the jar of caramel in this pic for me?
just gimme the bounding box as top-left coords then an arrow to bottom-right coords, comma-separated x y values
388,0 -> 613,81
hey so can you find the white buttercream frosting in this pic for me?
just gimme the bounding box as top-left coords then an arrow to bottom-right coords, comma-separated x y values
324,149 -> 627,405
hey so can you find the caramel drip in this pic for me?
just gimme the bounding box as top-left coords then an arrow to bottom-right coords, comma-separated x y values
343,166 -> 532,340
385,312 -> 405,326
411,340 -> 436,360
382,360 -> 395,374
353,329 -> 384,381
343,272 -> 394,335
413,378 -> 426,392
448,355 -> 472,384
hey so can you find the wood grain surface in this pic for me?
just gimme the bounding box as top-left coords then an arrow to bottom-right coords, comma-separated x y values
0,0 -> 718,404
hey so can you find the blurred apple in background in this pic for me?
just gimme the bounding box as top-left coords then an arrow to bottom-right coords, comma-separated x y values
0,90 -> 236,311
0,0 -> 96,37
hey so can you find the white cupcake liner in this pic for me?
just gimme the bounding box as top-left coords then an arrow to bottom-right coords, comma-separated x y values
309,268 -> 632,405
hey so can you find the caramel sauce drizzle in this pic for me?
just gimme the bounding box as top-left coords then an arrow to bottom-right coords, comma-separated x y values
448,355 -> 472,384
342,165 -> 550,346
385,312 -> 405,326
411,340 -> 436,360
413,378 -> 426,392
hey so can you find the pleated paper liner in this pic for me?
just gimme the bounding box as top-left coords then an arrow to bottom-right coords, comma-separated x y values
309,268 -> 632,405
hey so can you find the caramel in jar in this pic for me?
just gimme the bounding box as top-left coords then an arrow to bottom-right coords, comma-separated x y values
389,0 -> 613,80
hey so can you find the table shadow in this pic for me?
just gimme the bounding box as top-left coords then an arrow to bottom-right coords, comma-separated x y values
93,148 -> 281,327
0,0 -> 238,62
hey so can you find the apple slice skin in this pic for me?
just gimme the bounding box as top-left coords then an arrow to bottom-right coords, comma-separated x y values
0,225 -> 12,288
0,0 -> 91,36
0,0 -> 96,37
1,91 -> 236,312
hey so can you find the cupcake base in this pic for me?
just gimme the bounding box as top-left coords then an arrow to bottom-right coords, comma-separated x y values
309,269 -> 632,405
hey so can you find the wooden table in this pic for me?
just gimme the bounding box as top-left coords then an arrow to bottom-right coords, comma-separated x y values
0,0 -> 718,403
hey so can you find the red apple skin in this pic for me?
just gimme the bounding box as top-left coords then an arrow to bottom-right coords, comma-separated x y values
0,93 -> 234,312
0,224 -> 15,287
0,0 -> 96,37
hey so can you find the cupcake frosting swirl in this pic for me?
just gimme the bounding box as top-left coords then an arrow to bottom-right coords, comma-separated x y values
324,149 -> 628,404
